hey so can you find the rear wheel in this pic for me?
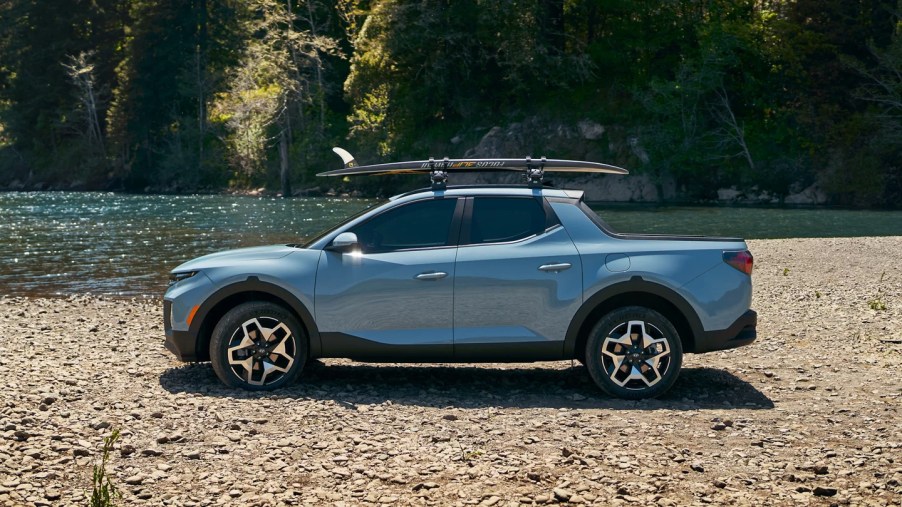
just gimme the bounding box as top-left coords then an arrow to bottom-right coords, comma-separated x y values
210,302 -> 308,390
584,306 -> 682,400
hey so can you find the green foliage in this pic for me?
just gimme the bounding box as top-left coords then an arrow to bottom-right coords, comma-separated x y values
345,0 -> 592,156
88,429 -> 121,507
869,271 -> 889,311
869,297 -> 887,311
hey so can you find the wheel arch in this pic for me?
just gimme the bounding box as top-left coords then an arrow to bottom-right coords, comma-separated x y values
565,277 -> 703,361
190,277 -> 320,361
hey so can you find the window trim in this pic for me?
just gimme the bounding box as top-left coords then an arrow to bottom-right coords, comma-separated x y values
348,197 -> 464,254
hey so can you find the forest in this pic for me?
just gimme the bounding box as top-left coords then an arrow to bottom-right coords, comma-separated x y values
0,0 -> 900,206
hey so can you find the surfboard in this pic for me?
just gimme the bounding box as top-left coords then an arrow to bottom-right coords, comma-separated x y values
317,147 -> 629,177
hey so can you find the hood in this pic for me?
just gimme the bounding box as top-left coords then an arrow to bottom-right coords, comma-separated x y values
172,245 -> 298,273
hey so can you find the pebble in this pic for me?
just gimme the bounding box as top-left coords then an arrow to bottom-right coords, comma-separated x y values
813,486 -> 838,497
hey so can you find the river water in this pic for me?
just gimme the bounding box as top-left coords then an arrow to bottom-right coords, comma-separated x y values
2,192 -> 900,297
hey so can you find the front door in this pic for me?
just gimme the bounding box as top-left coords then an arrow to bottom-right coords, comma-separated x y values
315,197 -> 461,360
453,196 -> 582,360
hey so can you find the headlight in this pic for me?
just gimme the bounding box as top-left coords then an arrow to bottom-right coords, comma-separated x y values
168,271 -> 198,286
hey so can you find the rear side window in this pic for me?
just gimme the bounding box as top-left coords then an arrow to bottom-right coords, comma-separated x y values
466,197 -> 546,245
350,198 -> 458,253
578,201 -> 618,234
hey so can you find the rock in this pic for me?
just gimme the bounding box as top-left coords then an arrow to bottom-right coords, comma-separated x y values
577,120 -> 605,140
13,430 -> 29,441
119,444 -> 136,456
124,474 -> 144,485
412,482 -> 438,491
813,465 -> 829,475
711,423 -> 727,431
718,188 -> 742,201
812,486 -> 837,497
42,396 -> 57,405
442,414 -> 458,421
44,490 -> 61,501
571,173 -> 669,202
785,183 -> 828,205
73,448 -> 90,457
690,462 -> 705,473
562,447 -> 574,457
553,488 -> 573,501
140,448 -> 162,457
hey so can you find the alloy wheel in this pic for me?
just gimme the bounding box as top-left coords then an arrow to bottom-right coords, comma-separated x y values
600,320 -> 672,390
226,317 -> 296,386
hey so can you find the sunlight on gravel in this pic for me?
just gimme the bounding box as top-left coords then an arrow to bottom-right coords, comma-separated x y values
0,237 -> 900,506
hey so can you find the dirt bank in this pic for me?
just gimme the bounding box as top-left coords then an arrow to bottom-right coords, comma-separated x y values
1,237 -> 900,506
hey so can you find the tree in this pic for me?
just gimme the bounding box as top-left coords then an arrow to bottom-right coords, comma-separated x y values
213,0 -> 342,194
63,52 -> 106,155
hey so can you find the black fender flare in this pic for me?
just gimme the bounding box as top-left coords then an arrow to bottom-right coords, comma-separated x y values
563,276 -> 704,357
190,276 -> 321,358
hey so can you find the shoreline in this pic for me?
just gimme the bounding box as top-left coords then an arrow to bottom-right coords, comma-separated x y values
1,187 -> 900,210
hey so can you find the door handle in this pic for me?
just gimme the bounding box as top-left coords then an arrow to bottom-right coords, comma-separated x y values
415,271 -> 448,281
538,262 -> 572,272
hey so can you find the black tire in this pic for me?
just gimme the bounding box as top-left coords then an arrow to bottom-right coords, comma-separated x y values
210,301 -> 308,390
584,306 -> 683,400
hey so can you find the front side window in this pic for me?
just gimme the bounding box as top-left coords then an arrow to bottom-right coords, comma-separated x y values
466,197 -> 547,245
350,198 -> 457,253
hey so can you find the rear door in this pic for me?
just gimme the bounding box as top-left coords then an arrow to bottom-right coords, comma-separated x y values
315,197 -> 462,360
453,196 -> 582,360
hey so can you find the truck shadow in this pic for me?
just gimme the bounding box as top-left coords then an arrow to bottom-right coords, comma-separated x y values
160,361 -> 774,410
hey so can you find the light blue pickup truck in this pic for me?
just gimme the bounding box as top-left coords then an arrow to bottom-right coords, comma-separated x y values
164,152 -> 756,399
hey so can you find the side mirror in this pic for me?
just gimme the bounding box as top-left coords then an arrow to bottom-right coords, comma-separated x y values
327,232 -> 359,253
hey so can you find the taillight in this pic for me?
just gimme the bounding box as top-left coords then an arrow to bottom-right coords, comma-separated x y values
724,250 -> 753,275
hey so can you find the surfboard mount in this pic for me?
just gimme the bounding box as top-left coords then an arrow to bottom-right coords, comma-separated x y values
428,157 -> 450,190
525,156 -> 546,188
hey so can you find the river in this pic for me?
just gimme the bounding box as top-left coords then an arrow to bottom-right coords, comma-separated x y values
2,192 -> 900,297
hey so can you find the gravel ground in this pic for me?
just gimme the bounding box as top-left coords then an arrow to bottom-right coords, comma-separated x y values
1,237 -> 900,506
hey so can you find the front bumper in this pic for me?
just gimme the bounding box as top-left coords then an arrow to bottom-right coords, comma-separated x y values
163,300 -> 200,361
693,309 -> 757,353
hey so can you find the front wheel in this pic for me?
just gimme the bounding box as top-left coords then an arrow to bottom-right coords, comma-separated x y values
210,302 -> 308,390
584,306 -> 683,400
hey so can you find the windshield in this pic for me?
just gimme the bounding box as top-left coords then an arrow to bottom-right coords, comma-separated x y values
298,201 -> 382,248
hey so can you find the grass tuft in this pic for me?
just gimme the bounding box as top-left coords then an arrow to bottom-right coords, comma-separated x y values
88,429 -> 122,507
869,271 -> 888,311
